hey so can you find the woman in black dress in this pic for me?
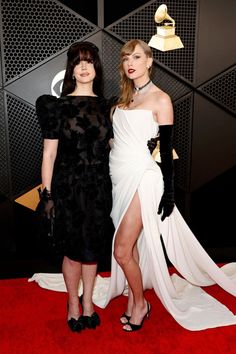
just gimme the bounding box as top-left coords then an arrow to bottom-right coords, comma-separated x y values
36,42 -> 114,332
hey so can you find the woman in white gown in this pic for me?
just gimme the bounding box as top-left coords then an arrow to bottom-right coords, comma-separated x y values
103,39 -> 236,332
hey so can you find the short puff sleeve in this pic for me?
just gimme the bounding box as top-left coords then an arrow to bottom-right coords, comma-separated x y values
36,94 -> 60,139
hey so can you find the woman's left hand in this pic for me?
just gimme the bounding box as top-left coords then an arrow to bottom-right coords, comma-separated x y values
158,191 -> 174,221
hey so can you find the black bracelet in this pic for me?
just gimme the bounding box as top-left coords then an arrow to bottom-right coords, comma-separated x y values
38,187 -> 53,201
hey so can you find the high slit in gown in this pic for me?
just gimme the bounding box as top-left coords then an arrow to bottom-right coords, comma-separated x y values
30,107 -> 236,331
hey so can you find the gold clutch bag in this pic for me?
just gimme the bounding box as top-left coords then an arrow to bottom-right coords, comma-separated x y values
151,138 -> 179,163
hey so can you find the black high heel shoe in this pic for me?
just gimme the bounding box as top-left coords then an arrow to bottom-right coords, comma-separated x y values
123,302 -> 151,332
79,295 -> 101,329
120,312 -> 131,324
67,301 -> 85,332
83,312 -> 100,329
67,316 -> 85,332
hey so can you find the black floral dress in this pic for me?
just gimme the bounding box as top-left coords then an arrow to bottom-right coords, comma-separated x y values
36,95 -> 114,262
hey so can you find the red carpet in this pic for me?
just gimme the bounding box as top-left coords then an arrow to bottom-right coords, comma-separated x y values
0,271 -> 236,354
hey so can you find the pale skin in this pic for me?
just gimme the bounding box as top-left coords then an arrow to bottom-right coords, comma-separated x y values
114,44 -> 173,330
41,59 -> 99,320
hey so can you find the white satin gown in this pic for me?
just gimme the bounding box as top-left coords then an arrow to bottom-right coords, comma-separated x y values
96,107 -> 236,330
29,107 -> 236,331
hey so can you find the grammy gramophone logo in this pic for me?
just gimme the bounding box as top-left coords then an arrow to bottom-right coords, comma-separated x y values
148,4 -> 184,51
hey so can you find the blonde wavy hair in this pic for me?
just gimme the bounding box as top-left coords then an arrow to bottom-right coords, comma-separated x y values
118,39 -> 153,107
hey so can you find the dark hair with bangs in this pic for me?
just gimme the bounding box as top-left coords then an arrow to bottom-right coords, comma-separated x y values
61,41 -> 103,97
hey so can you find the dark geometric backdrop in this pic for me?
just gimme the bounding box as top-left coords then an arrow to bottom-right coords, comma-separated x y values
0,0 -> 235,256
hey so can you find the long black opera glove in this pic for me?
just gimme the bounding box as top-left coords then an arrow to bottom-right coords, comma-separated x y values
36,187 -> 55,220
157,125 -> 175,221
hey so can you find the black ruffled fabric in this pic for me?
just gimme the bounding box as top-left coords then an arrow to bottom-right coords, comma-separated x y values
35,95 -> 114,262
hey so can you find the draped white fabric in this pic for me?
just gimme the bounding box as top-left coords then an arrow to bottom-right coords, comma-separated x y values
29,108 -> 236,330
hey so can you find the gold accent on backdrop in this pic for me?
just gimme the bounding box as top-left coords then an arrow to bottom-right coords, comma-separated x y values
15,184 -> 41,211
152,138 -> 179,163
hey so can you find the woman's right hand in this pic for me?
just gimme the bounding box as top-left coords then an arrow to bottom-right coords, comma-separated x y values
37,187 -> 55,219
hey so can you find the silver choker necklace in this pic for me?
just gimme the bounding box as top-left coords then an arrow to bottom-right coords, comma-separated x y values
134,79 -> 152,92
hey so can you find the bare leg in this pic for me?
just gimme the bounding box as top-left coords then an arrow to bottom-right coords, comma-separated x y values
120,244 -> 138,323
62,256 -> 81,320
127,243 -> 139,310
114,192 -> 148,328
81,263 -> 98,316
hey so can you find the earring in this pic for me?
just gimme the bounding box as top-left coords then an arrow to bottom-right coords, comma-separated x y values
72,75 -> 75,80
